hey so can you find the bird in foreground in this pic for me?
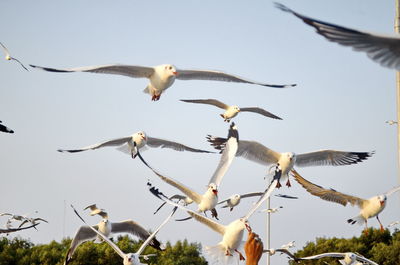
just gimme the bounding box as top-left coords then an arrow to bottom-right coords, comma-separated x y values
217,192 -> 264,211
147,173 -> 279,263
207,135 -> 373,188
0,42 -> 28,71
30,63 -> 296,101
259,206 -> 283,214
138,123 -> 239,219
180,99 -> 282,122
0,223 -> 40,234
275,3 -> 400,71
65,205 -> 163,264
0,120 -> 14,133
298,252 -> 378,265
71,205 -> 176,265
291,169 -> 400,233
58,131 -> 212,159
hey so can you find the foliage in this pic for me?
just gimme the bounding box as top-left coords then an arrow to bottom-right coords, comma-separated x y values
290,228 -> 400,265
0,236 -> 207,265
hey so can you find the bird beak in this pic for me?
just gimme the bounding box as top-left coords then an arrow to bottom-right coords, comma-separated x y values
380,200 -> 385,206
213,189 -> 218,196
245,223 -> 252,232
173,71 -> 178,76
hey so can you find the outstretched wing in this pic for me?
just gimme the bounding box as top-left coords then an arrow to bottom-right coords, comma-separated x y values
147,137 -> 212,153
295,150 -> 373,167
58,136 -> 131,153
385,185 -> 400,196
180,99 -> 229,110
240,107 -> 282,120
65,224 -> 101,264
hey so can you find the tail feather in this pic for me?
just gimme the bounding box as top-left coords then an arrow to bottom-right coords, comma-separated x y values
205,243 -> 241,265
347,215 -> 364,226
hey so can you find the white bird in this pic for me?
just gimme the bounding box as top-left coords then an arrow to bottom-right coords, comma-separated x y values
0,42 -> 28,71
71,205 -> 176,265
388,220 -> 400,227
153,194 -> 194,215
298,252 -> 378,265
64,207 -> 163,264
207,135 -> 373,188
0,120 -> 14,134
276,3 -> 400,71
217,192 -> 264,211
180,99 -> 282,122
138,123 -> 239,219
147,173 -> 279,263
292,169 -> 400,233
84,204 -> 108,219
18,217 -> 48,229
262,247 -> 298,261
29,63 -> 296,101
280,240 -> 295,250
259,206 -> 283,214
58,131 -> 212,158
386,120 -> 398,125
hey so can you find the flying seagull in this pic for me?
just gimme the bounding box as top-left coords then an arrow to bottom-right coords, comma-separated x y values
84,204 -> 108,219
298,252 -> 378,265
0,120 -> 14,134
262,247 -> 298,261
275,3 -> 400,71
147,172 -> 280,263
138,123 -> 239,219
58,131 -> 212,158
207,135 -> 373,188
217,192 -> 264,211
18,217 -> 48,229
291,169 -> 400,233
71,205 -> 176,265
30,63 -> 296,101
180,99 -> 282,122
153,194 -> 193,215
65,205 -> 163,264
0,42 -> 28,71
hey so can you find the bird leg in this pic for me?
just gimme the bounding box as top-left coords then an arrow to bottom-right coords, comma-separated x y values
363,220 -> 369,235
235,249 -> 245,261
211,208 -> 219,220
285,178 -> 291,187
376,216 -> 384,232
151,94 -> 161,101
225,249 -> 233,256
276,181 -> 282,189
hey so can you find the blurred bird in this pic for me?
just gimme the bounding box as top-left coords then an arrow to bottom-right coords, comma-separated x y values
30,63 -> 296,101
262,247 -> 298,261
18,217 -> 48,229
276,3 -> 400,71
292,169 -> 400,233
298,252 -> 378,265
0,42 -> 28,71
180,99 -> 282,122
386,120 -> 398,125
280,240 -> 295,250
388,220 -> 400,227
259,206 -> 283,214
0,120 -> 14,133
217,192 -> 264,211
153,194 -> 193,215
0,223 -> 40,234
84,204 -> 108,219
58,131 -> 212,159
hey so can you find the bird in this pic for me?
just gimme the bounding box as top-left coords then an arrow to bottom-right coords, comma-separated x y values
18,217 -> 48,229
291,169 -> 400,233
259,206 -> 283,214
147,173 -> 279,263
64,205 -> 163,264
29,63 -> 296,101
57,131 -> 212,159
388,220 -> 400,227
71,205 -> 176,265
207,135 -> 373,188
217,192 -> 264,211
298,252 -> 378,265
180,99 -> 282,122
275,3 -> 400,71
0,223 -> 40,234
153,194 -> 193,215
138,123 -> 239,219
280,240 -> 295,250
386,120 -> 398,125
262,247 -> 298,261
84,204 -> 108,219
0,42 -> 28,71
0,120 -> 14,133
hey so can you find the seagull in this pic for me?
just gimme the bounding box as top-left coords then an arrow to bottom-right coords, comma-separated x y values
64,206 -> 164,264
18,217 -> 48,229
262,247 -> 298,261
291,169 -> 400,233
71,205 -> 176,265
280,240 -> 295,250
386,120 -> 398,125
0,121 -> 14,134
217,192 -> 264,211
58,131 -> 212,159
0,42 -> 28,71
0,223 -> 40,234
180,99 -> 282,122
153,194 -> 193,215
298,252 -> 378,265
147,172 -> 279,263
138,123 -> 239,219
275,3 -> 400,71
207,135 -> 373,188
259,206 -> 283,214
388,220 -> 400,227
29,63 -> 296,101
84,204 -> 108,219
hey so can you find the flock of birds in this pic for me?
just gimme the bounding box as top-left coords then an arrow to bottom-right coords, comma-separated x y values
2,3 -> 400,265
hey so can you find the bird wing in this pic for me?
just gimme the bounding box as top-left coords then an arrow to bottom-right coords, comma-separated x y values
275,194 -> 298,199
298,252 -> 346,260
291,169 -> 365,207
180,99 -> 229,110
275,3 -> 400,70
240,107 -> 282,120
275,249 -> 299,261
30,64 -> 155,78
354,254 -> 379,265
295,150 -> 373,167
176,69 -> 296,88
136,207 -> 177,255
33,218 -> 48,223
70,206 -> 125,259
239,192 -> 265,199
83,204 -> 97,211
208,123 -> 238,186
0,223 -> 39,234
0,123 -> 14,133
111,220 -> 162,251
147,137 -> 211,153
0,42 -> 10,56
385,185 -> 400,196
0,213 -> 12,217
65,225 -> 101,263
58,136 -> 132,153
11,57 -> 29,71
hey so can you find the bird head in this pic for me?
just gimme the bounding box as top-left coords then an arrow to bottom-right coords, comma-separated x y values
163,64 -> 178,76
378,195 -> 387,206
208,183 -> 218,196
124,253 -> 136,265
233,106 -> 240,112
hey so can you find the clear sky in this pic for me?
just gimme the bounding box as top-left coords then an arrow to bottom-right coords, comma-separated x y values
0,1 -> 398,264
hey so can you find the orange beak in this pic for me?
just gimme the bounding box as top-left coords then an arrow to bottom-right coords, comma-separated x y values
173,71 -> 178,76
380,200 -> 385,206
213,189 -> 218,196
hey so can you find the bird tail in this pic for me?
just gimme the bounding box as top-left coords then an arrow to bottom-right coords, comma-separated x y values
347,215 -> 364,226
205,243 -> 239,265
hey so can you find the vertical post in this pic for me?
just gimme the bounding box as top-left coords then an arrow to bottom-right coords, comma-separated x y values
266,197 -> 270,265
396,0 -> 400,192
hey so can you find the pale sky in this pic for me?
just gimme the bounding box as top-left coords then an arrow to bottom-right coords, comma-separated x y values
0,1 -> 398,265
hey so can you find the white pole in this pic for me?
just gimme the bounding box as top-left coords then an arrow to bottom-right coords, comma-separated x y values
396,0 -> 400,195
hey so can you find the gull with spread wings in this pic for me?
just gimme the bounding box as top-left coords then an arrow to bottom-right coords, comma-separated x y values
292,169 -> 400,233
217,192 -> 264,212
298,251 -> 378,265
30,63 -> 296,101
